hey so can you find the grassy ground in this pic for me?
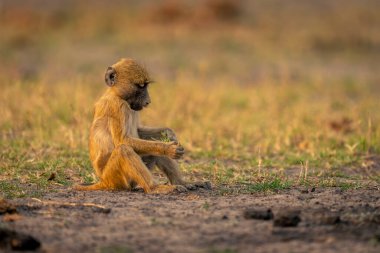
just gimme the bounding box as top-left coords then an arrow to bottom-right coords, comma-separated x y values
0,0 -> 379,198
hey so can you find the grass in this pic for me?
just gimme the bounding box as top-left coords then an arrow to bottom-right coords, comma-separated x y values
0,0 -> 379,198
0,73 -> 378,198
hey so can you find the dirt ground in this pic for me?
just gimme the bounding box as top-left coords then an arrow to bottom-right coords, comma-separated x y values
1,187 -> 380,253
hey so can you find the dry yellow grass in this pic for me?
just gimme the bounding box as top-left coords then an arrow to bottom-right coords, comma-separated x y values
1,75 -> 379,196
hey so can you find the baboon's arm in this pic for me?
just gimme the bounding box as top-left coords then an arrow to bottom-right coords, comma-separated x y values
138,126 -> 178,142
107,111 -> 182,158
124,137 -> 184,159
125,137 -> 166,155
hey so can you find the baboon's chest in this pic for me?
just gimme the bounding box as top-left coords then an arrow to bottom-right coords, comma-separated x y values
124,110 -> 139,138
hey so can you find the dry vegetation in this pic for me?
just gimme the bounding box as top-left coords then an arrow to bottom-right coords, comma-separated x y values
0,0 -> 380,198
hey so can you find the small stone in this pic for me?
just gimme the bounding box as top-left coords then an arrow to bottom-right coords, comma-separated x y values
244,208 -> 274,220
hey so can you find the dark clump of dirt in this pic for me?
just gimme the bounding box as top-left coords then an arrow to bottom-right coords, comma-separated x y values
273,210 -> 301,227
244,208 -> 273,220
0,198 -> 17,214
0,227 -> 41,251
305,209 -> 341,225
1,187 -> 380,253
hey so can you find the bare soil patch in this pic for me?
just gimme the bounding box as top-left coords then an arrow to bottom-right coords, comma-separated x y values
1,187 -> 380,253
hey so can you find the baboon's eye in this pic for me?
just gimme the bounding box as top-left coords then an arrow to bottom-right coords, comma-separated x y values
135,82 -> 149,89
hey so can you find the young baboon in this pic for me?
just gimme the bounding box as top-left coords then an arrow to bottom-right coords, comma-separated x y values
75,58 -> 210,193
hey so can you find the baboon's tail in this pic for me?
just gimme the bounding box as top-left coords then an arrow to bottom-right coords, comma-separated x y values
73,182 -> 107,191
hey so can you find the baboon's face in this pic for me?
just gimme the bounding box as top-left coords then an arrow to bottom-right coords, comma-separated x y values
105,58 -> 152,111
127,82 -> 151,111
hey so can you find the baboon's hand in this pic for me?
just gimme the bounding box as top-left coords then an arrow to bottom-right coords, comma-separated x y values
165,142 -> 185,159
163,128 -> 178,142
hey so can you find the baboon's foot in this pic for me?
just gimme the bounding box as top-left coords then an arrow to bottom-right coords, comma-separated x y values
183,181 -> 212,191
174,185 -> 188,193
196,181 -> 212,190
150,185 -> 187,194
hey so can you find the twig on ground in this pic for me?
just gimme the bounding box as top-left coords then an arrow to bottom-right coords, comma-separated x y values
30,198 -> 111,213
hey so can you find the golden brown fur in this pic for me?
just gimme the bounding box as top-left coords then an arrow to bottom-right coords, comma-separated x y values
75,58 -> 210,193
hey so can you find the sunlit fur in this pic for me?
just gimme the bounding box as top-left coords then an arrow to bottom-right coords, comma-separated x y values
74,58 -> 186,193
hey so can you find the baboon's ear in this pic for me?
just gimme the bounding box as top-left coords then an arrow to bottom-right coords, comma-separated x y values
105,67 -> 116,86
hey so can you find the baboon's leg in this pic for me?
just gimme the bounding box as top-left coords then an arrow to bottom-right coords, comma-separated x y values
155,156 -> 212,190
100,144 -> 153,192
141,155 -> 157,170
101,145 -> 180,194
140,155 -> 188,193
155,156 -> 186,185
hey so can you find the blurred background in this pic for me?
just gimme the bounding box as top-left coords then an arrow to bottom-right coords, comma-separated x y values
0,0 -> 379,194
1,0 -> 379,84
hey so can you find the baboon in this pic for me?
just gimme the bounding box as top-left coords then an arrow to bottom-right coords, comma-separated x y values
75,58 -> 210,193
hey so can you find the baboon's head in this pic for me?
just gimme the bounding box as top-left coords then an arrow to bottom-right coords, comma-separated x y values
105,58 -> 152,111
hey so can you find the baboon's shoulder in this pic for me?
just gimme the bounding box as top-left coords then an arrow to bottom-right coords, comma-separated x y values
94,94 -> 122,117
